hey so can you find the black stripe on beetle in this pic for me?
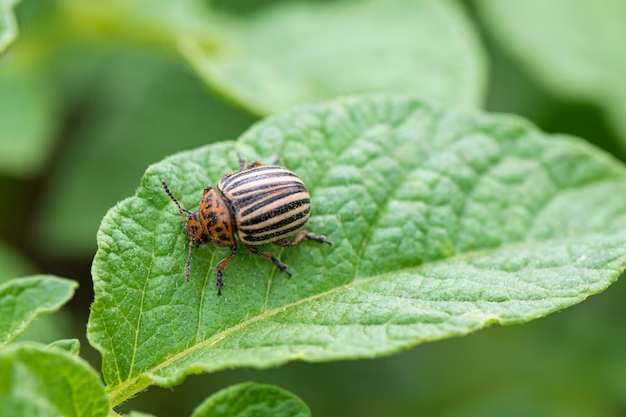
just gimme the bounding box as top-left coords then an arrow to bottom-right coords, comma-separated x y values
239,189 -> 308,217
241,221 -> 310,243
233,184 -> 307,208
240,199 -> 310,226
161,159 -> 331,296
239,207 -> 310,234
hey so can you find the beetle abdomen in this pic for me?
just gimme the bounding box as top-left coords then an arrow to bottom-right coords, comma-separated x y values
218,165 -> 311,246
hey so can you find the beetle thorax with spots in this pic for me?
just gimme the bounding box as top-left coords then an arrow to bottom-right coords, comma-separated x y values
196,186 -> 235,247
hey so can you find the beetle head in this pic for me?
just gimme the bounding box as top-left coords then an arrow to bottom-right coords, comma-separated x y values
183,211 -> 205,244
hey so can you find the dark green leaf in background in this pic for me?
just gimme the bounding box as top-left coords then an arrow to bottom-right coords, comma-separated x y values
477,0 -> 626,149
0,343 -> 109,417
191,382 -> 311,417
36,47 -> 255,257
0,275 -> 77,347
88,95 -> 626,407
184,0 -> 486,114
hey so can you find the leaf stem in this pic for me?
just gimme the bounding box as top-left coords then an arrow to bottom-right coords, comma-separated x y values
108,375 -> 152,407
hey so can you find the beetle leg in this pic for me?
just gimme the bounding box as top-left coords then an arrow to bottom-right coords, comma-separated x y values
273,230 -> 332,248
303,231 -> 333,246
245,245 -> 292,278
215,244 -> 238,295
236,154 -> 263,170
271,239 -> 293,248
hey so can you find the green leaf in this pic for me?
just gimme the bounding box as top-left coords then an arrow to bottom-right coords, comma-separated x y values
0,0 -> 19,54
36,47 -> 254,256
47,339 -> 80,356
0,343 -> 109,417
0,245 -> 75,346
477,0 -> 626,149
191,382 -> 310,417
88,95 -> 626,406
183,0 -> 486,114
127,413 -> 155,417
0,275 -> 77,347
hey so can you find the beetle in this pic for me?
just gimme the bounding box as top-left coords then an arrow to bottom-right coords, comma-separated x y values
161,156 -> 331,295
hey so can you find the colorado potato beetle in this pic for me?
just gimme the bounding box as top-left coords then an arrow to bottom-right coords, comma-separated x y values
161,156 -> 331,295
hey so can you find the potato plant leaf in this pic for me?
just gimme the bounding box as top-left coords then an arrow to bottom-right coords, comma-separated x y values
191,382 -> 310,417
477,0 -> 626,148
88,95 -> 626,406
182,0 -> 486,113
0,343 -> 109,417
0,275 -> 77,347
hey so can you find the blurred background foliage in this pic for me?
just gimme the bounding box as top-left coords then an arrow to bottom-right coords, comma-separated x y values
0,0 -> 625,416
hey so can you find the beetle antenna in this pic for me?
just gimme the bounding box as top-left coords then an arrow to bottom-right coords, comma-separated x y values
237,153 -> 246,170
161,179 -> 191,218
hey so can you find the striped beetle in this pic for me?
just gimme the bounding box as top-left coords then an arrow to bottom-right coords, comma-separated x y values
161,156 -> 331,295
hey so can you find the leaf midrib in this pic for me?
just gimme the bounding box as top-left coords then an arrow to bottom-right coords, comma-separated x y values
105,231 -> 623,406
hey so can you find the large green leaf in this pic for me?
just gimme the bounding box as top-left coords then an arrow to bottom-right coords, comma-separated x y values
36,47 -> 254,257
0,343 -> 109,417
0,275 -> 77,347
88,95 -> 626,406
183,0 -> 486,114
477,0 -> 626,149
191,382 -> 310,417
0,0 -> 19,54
